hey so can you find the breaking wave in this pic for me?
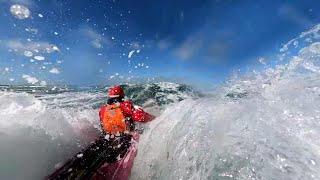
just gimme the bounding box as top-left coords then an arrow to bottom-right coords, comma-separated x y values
1,24 -> 320,180
131,25 -> 320,180
0,82 -> 199,180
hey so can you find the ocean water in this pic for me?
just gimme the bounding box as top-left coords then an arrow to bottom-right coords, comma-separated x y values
0,82 -> 199,179
1,24 -> 320,180
131,25 -> 320,180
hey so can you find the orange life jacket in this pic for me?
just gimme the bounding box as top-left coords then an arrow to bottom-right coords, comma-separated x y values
100,104 -> 128,134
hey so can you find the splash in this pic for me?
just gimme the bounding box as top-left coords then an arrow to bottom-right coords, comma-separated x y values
0,82 -> 198,179
131,25 -> 320,179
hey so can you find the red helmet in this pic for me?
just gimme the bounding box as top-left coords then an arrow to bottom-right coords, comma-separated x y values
108,85 -> 124,98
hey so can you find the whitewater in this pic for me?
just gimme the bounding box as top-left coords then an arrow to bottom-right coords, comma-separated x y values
131,25 -> 320,180
0,83 -> 199,179
1,24 -> 320,180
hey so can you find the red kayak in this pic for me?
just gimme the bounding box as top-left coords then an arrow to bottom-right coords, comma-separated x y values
47,133 -> 139,180
92,133 -> 139,180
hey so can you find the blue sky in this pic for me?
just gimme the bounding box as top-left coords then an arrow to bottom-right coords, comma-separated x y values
0,0 -> 320,88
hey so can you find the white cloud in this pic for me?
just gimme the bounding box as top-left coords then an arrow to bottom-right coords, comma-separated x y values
3,39 -> 60,55
22,74 -> 38,84
130,42 -> 141,49
278,5 -> 312,27
49,68 -> 60,74
92,39 -> 102,48
81,27 -> 111,49
157,39 -> 171,50
175,36 -> 203,60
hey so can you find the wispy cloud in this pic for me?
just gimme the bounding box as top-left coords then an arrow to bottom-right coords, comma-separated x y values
157,39 -> 171,50
278,4 -> 312,27
49,67 -> 60,74
2,39 -> 60,55
80,27 -> 111,49
204,41 -> 231,63
174,36 -> 203,60
130,41 -> 142,50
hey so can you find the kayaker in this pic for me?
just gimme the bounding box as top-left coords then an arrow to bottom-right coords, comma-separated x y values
47,85 -> 155,180
98,85 -> 155,162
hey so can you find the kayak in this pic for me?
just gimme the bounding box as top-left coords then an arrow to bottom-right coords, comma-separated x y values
47,133 -> 139,180
91,135 -> 139,180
